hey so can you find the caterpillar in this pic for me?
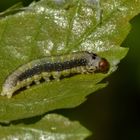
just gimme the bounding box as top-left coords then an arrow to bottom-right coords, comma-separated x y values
1,51 -> 109,98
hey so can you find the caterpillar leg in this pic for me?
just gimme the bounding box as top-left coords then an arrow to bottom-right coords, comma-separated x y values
42,72 -> 51,82
52,72 -> 61,81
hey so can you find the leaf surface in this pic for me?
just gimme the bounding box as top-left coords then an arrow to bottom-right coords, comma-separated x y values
0,114 -> 91,140
0,0 -> 140,122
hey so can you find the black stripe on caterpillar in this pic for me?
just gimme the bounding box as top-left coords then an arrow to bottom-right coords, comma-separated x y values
1,51 -> 109,98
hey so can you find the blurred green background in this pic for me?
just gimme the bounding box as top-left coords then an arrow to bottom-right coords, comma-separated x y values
0,1 -> 140,140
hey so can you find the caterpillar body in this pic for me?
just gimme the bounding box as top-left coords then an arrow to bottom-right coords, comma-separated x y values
1,51 -> 109,98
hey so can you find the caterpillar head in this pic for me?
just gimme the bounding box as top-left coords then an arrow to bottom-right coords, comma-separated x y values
87,52 -> 110,73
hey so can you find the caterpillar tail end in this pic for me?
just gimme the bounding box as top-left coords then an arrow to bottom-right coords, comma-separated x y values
1,90 -> 13,98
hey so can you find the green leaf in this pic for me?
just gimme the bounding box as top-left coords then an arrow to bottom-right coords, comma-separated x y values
0,114 -> 91,140
0,0 -> 140,122
0,2 -> 24,17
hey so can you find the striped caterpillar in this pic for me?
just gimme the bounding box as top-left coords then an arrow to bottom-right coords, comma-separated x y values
1,51 -> 109,98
